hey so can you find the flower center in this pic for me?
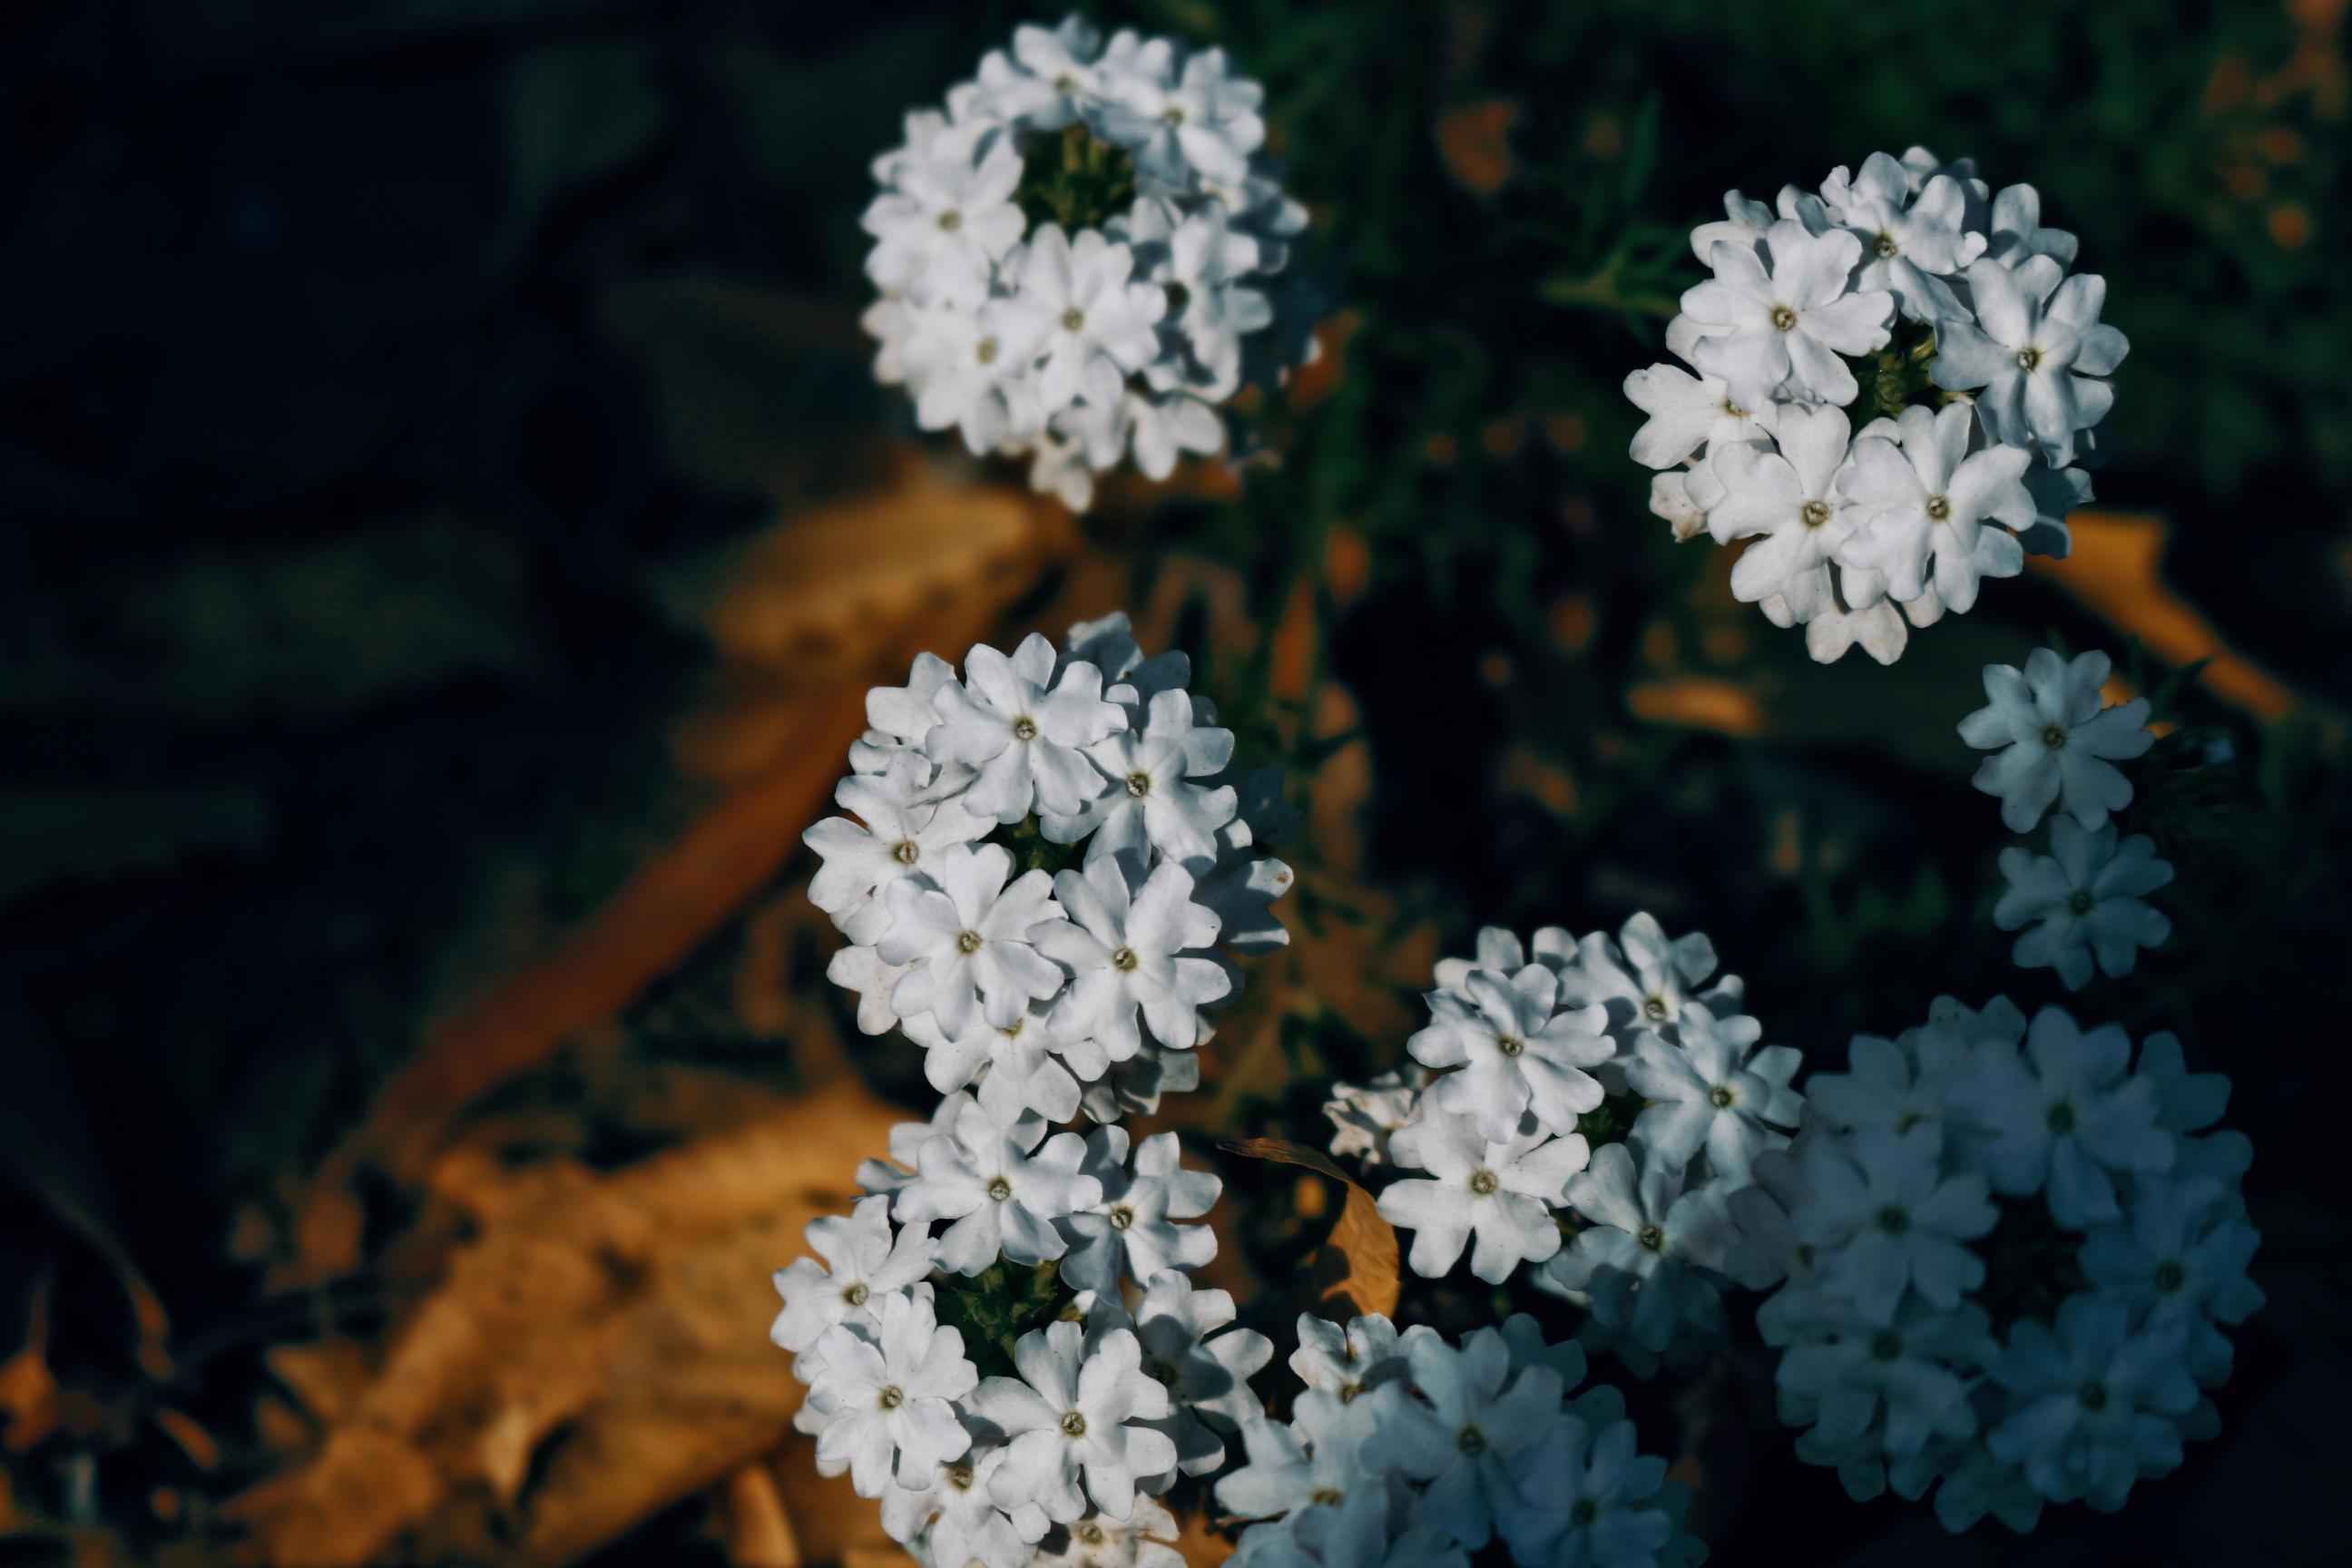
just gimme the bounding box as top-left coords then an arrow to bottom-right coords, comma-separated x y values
877,1384 -> 905,1409
1468,1169 -> 1499,1196
957,929 -> 984,954
2155,1259 -> 2187,1292
1496,1034 -> 1524,1058
2046,1102 -> 2077,1135
1869,1330 -> 1904,1362
1054,73 -> 1080,92
1801,498 -> 1833,527
1456,1426 -> 1488,1455
1076,1522 -> 1107,1545
1876,1205 -> 1910,1235
1060,307 -> 1086,333
2042,723 -> 2069,750
1125,771 -> 1152,798
1111,946 -> 1140,972
975,337 -> 998,366
2068,889 -> 2096,915
1570,1499 -> 1599,1526
1874,232 -> 1899,259
2077,1379 -> 2109,1412
1637,1224 -> 1664,1252
1012,715 -> 1039,741
1161,104 -> 1186,126
844,1281 -> 870,1307
891,839 -> 921,865
2016,345 -> 2042,372
1109,1205 -> 1136,1230
1151,1358 -> 1181,1387
946,1462 -> 975,1489
1720,397 -> 1749,420
1769,304 -> 1798,332
1309,1488 -> 1344,1506
1643,995 -> 1670,1021
1709,1084 -> 1736,1108
987,1176 -> 1014,1202
1337,1380 -> 1363,1404
936,209 -> 963,232
1060,1410 -> 1089,1437
1925,495 -> 1951,522
1163,279 -> 1191,314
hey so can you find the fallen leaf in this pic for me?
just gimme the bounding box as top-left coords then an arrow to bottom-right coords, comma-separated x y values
1221,1139 -> 1400,1318
1436,99 -> 1518,195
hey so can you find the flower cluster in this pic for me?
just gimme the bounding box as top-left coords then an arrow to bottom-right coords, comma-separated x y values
1328,914 -> 1805,1375
1217,1313 -> 1704,1568
1629,149 -> 2123,663
777,612 -> 1292,1564
1961,646 -> 2171,990
862,15 -> 1315,510
1742,997 -> 2262,1531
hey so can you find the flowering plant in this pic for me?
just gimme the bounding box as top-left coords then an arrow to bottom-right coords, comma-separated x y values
862,15 -> 1315,510
1627,150 -> 2123,663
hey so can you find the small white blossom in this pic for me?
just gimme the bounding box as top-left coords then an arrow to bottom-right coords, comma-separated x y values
771,1194 -> 937,1354
1681,220 -> 1895,407
1048,688 -> 1237,865
1059,1127 -> 1221,1294
1957,647 -> 2154,832
1496,1416 -> 1678,1568
894,1100 -> 1102,1274
1096,46 -> 1266,187
1360,1328 -> 1566,1551
995,227 -> 1169,413
1838,403 -> 2032,612
973,1320 -> 1179,1524
1793,1126 -> 1996,1322
1323,1068 -> 1427,1169
808,1290 -> 980,1497
1409,965 -> 1613,1141
880,1447 -> 1044,1568
1038,857 -> 1230,1058
1985,1296 -> 2198,1511
926,633 -> 1127,823
1214,1388 -> 1382,1520
804,757 -> 993,945
1994,819 -> 2172,990
1622,362 -> 1777,469
1945,1007 -> 2171,1229
863,122 -> 1026,306
1286,1312 -> 1408,1404
1825,152 -> 1984,322
1127,1273 -> 1273,1472
1707,404 -> 1863,622
1624,1010 -> 1802,1182
1777,1296 -> 1994,1459
877,842 -> 1068,1036
1548,1142 -> 1738,1354
1931,257 -> 2127,466
1379,1107 -> 1588,1284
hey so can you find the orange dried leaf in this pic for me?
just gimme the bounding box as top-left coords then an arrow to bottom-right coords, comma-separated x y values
1222,1138 -> 1401,1318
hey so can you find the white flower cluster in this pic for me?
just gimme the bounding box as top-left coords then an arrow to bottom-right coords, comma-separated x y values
1628,148 -> 2124,663
777,612 -> 1293,1564
1329,915 -> 1806,1375
1216,1312 -> 1704,1568
808,612 -> 1294,1123
1741,997 -> 2262,1531
862,15 -> 1314,510
1961,647 -> 2171,990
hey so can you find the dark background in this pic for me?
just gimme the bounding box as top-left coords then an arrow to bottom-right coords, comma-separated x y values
3,1 -> 2347,1563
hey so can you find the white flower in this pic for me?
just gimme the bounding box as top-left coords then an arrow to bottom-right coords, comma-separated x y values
877,842 -> 1067,1035
1554,913 -> 1728,1044
1496,1416 -> 1676,1568
1286,1312 -> 1408,1404
1707,404 -> 1863,622
973,1320 -> 1179,1524
1038,1499 -> 1187,1568
894,1100 -> 1102,1273
1827,152 -> 1984,322
1622,362 -> 1777,469
2079,1175 -> 2264,1385
975,15 -> 1108,131
1681,220 -> 1895,407
1323,1068 -> 1427,1169
1059,1127 -> 1221,1294
804,757 -> 993,944
1994,819 -> 2173,991
771,1194 -> 937,1354
855,652 -> 964,772
1794,1125 -> 1996,1322
1985,1295 -> 2198,1510
995,227 -> 1169,413
1361,1328 -> 1566,1551
1378,1107 -> 1587,1284
1096,47 -> 1266,188
1549,1142 -> 1738,1353
1930,257 -> 2128,466
1246,1485 -> 1468,1568
1945,1007 -> 2172,1228
1805,1007 -> 2011,1137
1956,647 -> 2154,832
1037,858 -> 1230,1058
1984,183 -> 2078,269
906,1001 -> 1102,1125
1214,1388 -> 1382,1519
1409,965 -> 1613,1141
1624,1010 -> 1802,1182
1688,188 -> 1773,261
1048,688 -> 1237,865
830,942 -> 918,1038
1065,383 -> 1230,482
1776,1296 -> 1994,1459
1648,469 -> 1713,543
880,1448 -> 1044,1568
926,633 -> 1128,823
1128,1273 -> 1273,1471
863,122 -> 1025,306
808,1290 -> 979,1497
1120,198 -> 1271,395
902,299 -> 1045,455
1838,403 -> 2032,612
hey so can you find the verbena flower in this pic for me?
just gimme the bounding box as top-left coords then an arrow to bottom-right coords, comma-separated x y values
1957,647 -> 2155,832
1409,965 -> 1612,1141
808,1290 -> 980,1496
1994,819 -> 2173,990
877,841 -> 1068,1035
1378,1106 -> 1588,1284
973,1318 -> 1179,1523
770,1194 -> 936,1354
1624,1009 -> 1802,1182
893,1099 -> 1100,1273
1057,1127 -> 1221,1293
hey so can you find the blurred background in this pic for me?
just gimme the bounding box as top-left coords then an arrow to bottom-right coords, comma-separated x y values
3,0 -> 2347,1563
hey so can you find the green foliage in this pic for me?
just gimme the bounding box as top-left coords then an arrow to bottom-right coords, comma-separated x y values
1975,1195 -> 2089,1336
1016,124 -> 1142,235
930,1259 -> 1081,1381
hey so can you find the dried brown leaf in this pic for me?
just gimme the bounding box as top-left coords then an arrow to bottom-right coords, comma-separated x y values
1221,1138 -> 1400,1318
